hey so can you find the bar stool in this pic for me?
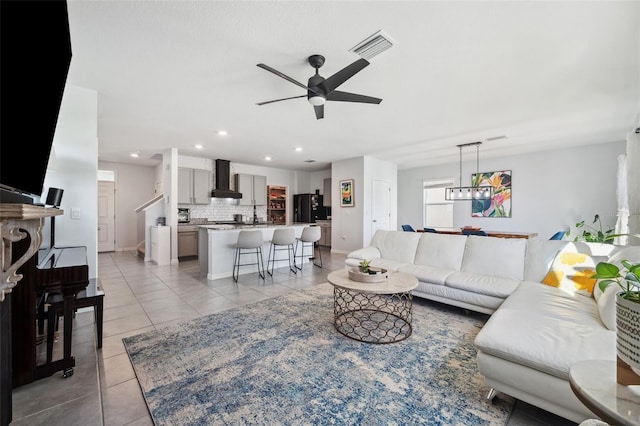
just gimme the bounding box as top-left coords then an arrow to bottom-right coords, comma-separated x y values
267,228 -> 297,275
294,226 -> 322,270
233,230 -> 265,282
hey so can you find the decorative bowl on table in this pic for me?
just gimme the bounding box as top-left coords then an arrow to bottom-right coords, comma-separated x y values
348,267 -> 389,283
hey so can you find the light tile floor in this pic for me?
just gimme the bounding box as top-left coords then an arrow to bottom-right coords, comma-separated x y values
11,248 -> 577,425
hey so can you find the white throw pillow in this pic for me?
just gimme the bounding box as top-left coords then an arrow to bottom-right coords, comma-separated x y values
598,283 -> 619,331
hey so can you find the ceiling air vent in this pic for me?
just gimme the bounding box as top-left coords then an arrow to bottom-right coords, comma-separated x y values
349,30 -> 396,60
304,160 -> 316,163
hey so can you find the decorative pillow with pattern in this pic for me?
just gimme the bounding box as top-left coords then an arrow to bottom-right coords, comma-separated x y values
541,251 -> 604,297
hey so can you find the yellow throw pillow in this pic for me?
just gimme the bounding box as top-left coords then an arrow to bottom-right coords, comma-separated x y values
542,252 -> 600,297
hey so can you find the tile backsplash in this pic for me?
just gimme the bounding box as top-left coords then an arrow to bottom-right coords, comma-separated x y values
187,199 -> 267,222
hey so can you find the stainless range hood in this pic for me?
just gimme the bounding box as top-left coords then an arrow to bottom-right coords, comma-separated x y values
211,159 -> 242,199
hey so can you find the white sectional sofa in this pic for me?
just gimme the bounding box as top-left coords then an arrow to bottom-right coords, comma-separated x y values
345,230 -> 640,423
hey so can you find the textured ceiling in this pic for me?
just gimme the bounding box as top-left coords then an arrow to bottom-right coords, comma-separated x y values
66,1 -> 640,171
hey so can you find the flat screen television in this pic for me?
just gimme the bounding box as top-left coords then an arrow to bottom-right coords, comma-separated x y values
0,0 -> 72,203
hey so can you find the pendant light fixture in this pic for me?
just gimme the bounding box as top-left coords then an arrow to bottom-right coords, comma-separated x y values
444,141 -> 494,201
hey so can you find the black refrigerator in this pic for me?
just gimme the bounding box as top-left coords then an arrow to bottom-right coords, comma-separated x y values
294,194 -> 324,223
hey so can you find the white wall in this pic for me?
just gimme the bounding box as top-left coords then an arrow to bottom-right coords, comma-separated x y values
331,157 -> 365,253
398,141 -> 625,241
43,85 -> 99,279
98,160 -> 156,251
310,170 -> 331,196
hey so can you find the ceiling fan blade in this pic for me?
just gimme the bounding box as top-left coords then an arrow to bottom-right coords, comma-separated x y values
326,90 -> 382,104
256,95 -> 306,106
314,105 -> 324,120
257,63 -> 309,91
319,58 -> 370,94
257,63 -> 319,94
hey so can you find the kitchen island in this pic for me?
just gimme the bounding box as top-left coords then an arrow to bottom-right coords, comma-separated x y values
198,223 -> 314,280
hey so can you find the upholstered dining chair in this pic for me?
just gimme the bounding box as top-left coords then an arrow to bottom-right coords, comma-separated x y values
232,230 -> 265,282
401,224 -> 415,232
461,229 -> 488,236
267,228 -> 297,275
294,226 -> 322,270
549,231 -> 566,240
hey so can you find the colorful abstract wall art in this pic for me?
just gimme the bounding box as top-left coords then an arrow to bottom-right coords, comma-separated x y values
471,170 -> 512,217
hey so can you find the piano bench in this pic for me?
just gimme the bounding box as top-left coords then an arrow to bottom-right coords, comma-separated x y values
45,279 -> 104,363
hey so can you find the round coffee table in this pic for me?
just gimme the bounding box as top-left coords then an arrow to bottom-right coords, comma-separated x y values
569,360 -> 640,425
327,269 -> 418,344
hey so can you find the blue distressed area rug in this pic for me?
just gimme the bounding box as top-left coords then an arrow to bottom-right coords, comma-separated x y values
123,283 -> 514,425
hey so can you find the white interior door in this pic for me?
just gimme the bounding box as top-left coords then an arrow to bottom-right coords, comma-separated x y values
372,179 -> 390,232
98,180 -> 116,252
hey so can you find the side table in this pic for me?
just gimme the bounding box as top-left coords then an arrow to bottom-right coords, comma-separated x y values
569,359 -> 640,426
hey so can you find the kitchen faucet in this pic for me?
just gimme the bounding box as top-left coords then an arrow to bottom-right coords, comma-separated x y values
253,204 -> 258,224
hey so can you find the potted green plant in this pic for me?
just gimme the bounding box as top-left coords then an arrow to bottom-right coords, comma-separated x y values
594,260 -> 640,302
593,259 -> 640,379
566,214 -> 628,244
359,259 -> 371,274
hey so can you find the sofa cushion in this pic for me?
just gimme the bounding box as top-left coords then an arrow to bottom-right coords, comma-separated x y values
541,251 -> 605,297
397,264 -> 456,285
369,258 -> 410,272
413,233 -> 467,270
444,271 -> 521,298
370,230 -> 422,263
606,245 -> 640,266
460,236 -> 527,280
523,239 -> 565,282
346,246 -> 381,262
474,281 -> 615,380
413,282 -> 504,312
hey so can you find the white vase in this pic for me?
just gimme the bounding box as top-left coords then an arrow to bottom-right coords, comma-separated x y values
616,293 -> 640,376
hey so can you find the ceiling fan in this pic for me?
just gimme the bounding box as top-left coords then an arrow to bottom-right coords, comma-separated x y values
256,54 -> 382,120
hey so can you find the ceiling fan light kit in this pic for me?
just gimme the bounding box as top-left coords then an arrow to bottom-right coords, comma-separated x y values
444,141 -> 494,201
256,53 -> 382,119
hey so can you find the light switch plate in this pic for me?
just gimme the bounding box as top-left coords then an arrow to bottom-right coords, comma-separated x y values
70,208 -> 81,219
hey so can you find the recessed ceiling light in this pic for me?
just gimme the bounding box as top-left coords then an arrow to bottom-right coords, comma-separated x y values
194,144 -> 203,149
295,147 -> 303,152
264,156 -> 272,161
217,130 -> 228,136
130,152 -> 140,158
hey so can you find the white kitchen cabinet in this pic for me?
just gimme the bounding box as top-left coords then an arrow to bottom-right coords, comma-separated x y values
235,174 -> 267,206
178,167 -> 212,204
150,225 -> 171,265
193,169 -> 211,204
178,168 -> 193,204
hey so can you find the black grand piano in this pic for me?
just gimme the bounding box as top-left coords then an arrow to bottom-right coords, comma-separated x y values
11,241 -> 89,387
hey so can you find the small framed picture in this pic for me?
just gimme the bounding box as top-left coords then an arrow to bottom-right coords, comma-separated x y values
340,179 -> 354,207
